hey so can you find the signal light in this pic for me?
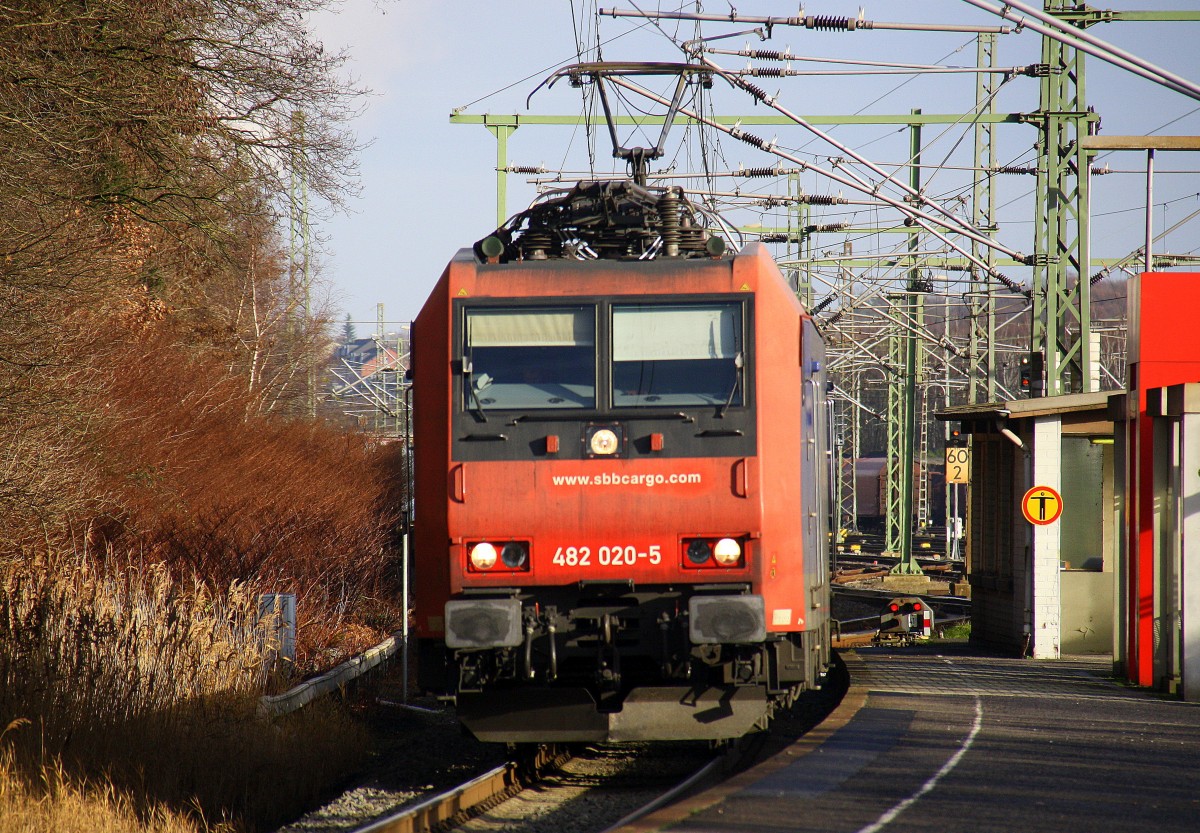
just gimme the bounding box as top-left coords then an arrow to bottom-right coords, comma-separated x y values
912,602 -> 923,612
1019,352 -> 1045,398
889,602 -> 900,613
1029,351 -> 1045,398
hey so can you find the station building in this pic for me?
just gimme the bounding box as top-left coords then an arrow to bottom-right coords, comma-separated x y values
938,272 -> 1200,700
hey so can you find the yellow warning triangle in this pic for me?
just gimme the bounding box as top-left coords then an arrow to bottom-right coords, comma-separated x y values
739,283 -> 751,291
457,288 -> 468,296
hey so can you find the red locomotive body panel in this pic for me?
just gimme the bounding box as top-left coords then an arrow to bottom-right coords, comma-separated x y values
411,239 -> 830,742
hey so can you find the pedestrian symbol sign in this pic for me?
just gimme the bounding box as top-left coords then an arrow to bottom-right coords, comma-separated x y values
1022,485 -> 1063,525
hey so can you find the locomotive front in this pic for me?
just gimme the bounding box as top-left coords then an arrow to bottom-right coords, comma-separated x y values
413,182 -> 830,742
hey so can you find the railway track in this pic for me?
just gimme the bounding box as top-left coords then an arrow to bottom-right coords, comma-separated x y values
330,655 -> 850,833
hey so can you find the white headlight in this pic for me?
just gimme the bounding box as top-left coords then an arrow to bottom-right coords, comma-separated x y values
713,537 -> 742,566
589,428 -> 619,455
469,542 -> 498,570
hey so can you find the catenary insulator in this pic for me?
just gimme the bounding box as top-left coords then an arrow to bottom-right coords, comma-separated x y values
657,188 -> 682,257
740,81 -> 771,102
811,295 -> 836,315
520,227 -> 555,260
745,50 -> 786,61
990,270 -> 1025,294
732,129 -> 769,150
805,15 -> 857,31
799,195 -> 846,206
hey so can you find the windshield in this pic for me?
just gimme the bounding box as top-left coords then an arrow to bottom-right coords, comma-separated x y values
464,307 -> 595,410
611,303 -> 743,407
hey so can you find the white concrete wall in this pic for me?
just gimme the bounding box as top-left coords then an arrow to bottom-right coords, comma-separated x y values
1180,410 -> 1200,699
1031,415 -> 1062,658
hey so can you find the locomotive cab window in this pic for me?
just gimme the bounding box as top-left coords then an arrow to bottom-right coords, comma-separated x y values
463,307 -> 595,410
612,303 -> 744,408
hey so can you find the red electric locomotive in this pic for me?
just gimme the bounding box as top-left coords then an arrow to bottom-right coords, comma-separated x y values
412,181 -> 831,743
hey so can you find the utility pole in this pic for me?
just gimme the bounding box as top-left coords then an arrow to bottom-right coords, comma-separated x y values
890,111 -> 924,576
969,32 -> 999,404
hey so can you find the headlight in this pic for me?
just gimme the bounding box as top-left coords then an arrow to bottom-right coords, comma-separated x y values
584,423 -> 624,457
469,542 -> 498,570
686,539 -> 712,565
683,536 -> 746,569
713,537 -> 742,566
589,428 -> 619,455
500,541 -> 528,569
467,540 -> 531,572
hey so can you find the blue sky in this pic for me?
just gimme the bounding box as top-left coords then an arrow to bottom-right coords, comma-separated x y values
308,1 -> 1200,331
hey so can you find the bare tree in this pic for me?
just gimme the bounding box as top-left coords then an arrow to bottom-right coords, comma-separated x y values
0,0 -> 368,547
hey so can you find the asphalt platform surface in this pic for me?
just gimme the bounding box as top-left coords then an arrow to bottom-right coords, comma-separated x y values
615,643 -> 1200,833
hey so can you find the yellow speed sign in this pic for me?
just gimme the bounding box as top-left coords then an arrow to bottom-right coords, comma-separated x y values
945,446 -> 970,484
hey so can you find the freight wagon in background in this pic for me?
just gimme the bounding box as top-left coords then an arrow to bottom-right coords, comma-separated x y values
850,458 -> 945,536
409,175 -> 834,743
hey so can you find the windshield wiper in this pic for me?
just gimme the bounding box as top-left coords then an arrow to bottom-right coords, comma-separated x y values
462,358 -> 488,423
716,352 -> 745,418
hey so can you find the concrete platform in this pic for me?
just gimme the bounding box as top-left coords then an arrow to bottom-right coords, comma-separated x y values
614,644 -> 1200,833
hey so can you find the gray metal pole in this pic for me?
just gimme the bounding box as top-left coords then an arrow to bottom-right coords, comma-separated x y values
1146,149 -> 1155,274
402,527 -> 409,703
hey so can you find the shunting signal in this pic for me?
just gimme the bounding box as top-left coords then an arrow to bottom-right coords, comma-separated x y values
876,597 -> 934,646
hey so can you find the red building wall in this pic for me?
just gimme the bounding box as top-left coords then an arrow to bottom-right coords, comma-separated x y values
1126,272 -> 1200,685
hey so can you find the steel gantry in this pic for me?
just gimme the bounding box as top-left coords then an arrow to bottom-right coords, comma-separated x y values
969,32 -> 1000,404
450,3 -> 1200,557
964,0 -> 1200,395
1030,1 -> 1098,397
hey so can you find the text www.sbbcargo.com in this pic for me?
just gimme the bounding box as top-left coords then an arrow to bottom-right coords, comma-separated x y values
550,472 -> 703,488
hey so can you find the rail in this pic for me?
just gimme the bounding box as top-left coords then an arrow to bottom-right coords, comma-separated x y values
599,756 -> 724,833
355,762 -> 522,833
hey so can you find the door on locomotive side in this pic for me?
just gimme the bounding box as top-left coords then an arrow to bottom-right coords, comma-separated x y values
800,318 -> 831,626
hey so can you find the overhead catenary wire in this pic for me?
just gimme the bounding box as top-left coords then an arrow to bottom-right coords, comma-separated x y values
455,1 -> 1195,426
604,74 -> 1029,294
696,55 -> 1029,265
704,46 -> 1038,75
961,0 -> 1200,103
599,8 -> 1012,35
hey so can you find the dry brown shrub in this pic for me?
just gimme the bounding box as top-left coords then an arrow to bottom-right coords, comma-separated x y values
77,317 -> 404,668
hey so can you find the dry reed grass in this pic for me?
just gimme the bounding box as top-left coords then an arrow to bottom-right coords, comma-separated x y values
0,552 -> 367,832
0,742 -> 207,833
